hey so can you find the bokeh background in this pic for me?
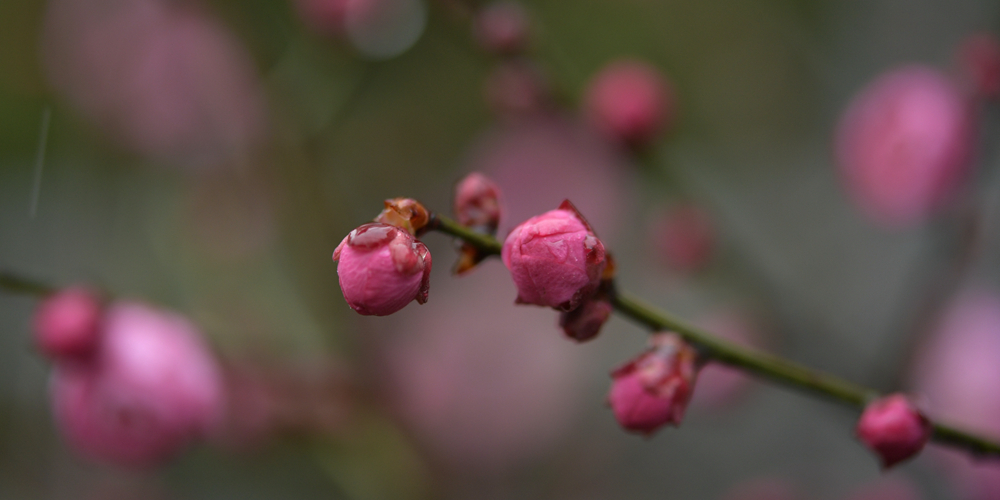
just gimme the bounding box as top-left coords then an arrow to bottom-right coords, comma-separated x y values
2,0 -> 1000,498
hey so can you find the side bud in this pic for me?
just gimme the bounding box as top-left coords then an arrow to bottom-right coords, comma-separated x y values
33,286 -> 103,361
855,394 -> 931,468
454,172 -> 502,234
608,333 -> 699,435
502,200 -> 606,311
333,223 -> 432,316
559,298 -> 613,343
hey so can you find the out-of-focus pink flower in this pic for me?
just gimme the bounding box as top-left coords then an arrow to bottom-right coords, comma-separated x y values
333,223 -> 432,316
650,203 -> 715,273
383,263 -> 586,474
608,333 -> 699,435
844,476 -> 922,500
583,59 -> 674,150
958,33 -> 1000,100
559,297 -> 613,342
502,201 -> 606,311
50,302 -> 224,467
473,1 -> 530,55
835,65 -> 974,226
454,172 -> 503,233
855,394 -> 931,468
42,0 -> 266,166
910,288 -> 1000,499
33,287 -> 102,360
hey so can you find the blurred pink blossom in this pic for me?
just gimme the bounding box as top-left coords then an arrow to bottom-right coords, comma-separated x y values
383,263 -> 585,474
910,288 -> 1000,499
50,302 -> 224,467
42,0 -> 267,166
835,65 -> 974,226
583,59 -> 674,150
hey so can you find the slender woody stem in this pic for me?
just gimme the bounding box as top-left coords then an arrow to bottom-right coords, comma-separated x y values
0,271 -> 54,297
428,212 -> 1000,459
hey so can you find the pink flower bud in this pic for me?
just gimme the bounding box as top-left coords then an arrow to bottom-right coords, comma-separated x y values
608,333 -> 699,435
50,302 -> 224,467
835,65 -> 974,226
454,172 -> 503,233
33,287 -> 102,361
473,1 -> 530,55
333,222 -> 432,316
651,203 -> 715,273
559,297 -> 612,343
501,200 -> 607,311
855,394 -> 931,468
958,33 -> 1000,100
583,59 -> 674,150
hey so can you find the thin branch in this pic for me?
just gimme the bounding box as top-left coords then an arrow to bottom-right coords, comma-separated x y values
427,212 -> 1000,459
0,271 -> 55,297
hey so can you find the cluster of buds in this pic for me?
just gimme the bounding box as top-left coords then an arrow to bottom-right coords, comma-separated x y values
33,288 -> 224,467
332,173 -> 705,436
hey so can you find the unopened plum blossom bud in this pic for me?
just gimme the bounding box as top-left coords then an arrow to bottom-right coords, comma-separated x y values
855,393 -> 931,468
502,200 -> 606,311
50,302 -> 224,467
835,65 -> 974,226
333,223 -> 432,316
958,33 -> 1000,100
583,59 -> 674,150
473,1 -> 530,55
33,287 -> 102,360
454,172 -> 503,233
608,333 -> 699,435
559,297 -> 613,343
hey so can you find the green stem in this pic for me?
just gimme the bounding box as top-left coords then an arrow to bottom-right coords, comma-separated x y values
427,213 -> 1000,459
0,271 -> 54,297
